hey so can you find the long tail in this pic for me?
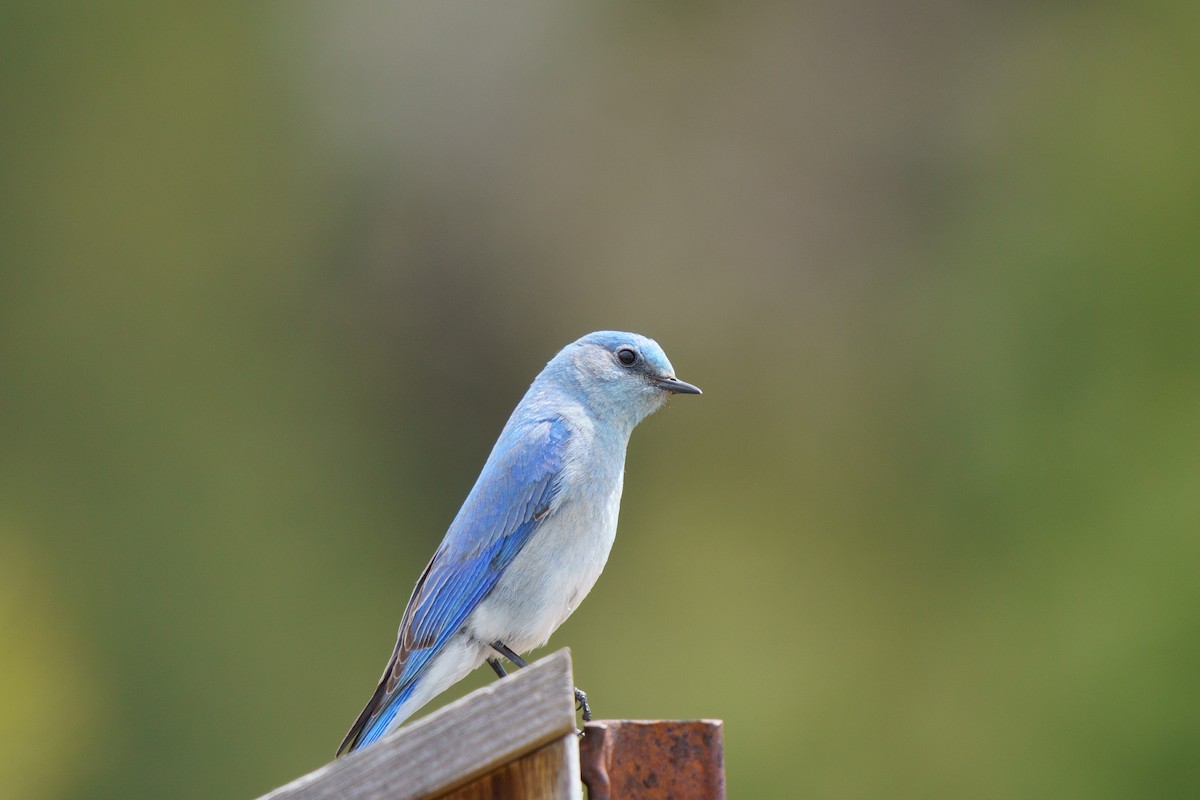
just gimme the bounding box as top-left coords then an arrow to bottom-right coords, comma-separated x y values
337,677 -> 420,756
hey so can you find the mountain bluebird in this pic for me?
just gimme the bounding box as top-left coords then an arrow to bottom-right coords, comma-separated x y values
337,331 -> 701,755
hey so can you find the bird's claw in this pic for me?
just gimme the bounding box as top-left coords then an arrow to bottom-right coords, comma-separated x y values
574,687 -> 592,722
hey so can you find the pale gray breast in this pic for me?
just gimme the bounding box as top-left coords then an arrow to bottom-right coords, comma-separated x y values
467,410 -> 629,652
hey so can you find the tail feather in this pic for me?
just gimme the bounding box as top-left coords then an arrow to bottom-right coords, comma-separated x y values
345,681 -> 419,753
337,653 -> 408,756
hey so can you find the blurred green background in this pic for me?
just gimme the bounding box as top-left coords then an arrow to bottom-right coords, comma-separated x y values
3,1 -> 1199,798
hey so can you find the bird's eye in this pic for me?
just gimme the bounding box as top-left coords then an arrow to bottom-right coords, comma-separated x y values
616,347 -> 639,366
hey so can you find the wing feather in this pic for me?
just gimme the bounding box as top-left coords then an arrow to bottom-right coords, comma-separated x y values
336,416 -> 569,755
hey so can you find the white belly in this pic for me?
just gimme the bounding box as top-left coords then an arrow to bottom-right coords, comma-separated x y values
467,470 -> 623,653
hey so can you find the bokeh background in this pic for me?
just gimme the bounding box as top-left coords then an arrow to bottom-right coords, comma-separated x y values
3,2 -> 1199,798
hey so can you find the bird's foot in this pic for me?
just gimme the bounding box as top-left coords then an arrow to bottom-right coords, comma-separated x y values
494,642 -> 591,724
574,687 -> 592,722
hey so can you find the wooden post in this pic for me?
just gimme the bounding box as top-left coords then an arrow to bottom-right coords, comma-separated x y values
256,649 -> 580,800
254,650 -> 727,800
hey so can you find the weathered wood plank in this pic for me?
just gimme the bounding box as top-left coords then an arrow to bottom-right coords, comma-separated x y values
256,649 -> 578,800
438,734 -> 581,800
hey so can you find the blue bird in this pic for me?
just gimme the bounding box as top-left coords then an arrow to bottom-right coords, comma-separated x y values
337,331 -> 701,755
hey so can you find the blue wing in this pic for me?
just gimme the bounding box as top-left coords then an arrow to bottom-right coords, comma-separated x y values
337,416 -> 570,754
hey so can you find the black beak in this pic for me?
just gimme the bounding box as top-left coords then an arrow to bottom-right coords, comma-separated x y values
653,376 -> 703,395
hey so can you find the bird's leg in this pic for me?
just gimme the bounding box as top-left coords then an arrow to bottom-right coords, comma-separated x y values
491,641 -> 529,668
492,641 -> 592,724
487,657 -> 507,678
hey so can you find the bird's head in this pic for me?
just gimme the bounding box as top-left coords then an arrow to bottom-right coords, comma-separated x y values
547,331 -> 701,430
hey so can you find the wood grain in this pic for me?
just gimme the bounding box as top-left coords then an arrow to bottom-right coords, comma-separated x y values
438,736 -> 580,800
256,649 -> 578,800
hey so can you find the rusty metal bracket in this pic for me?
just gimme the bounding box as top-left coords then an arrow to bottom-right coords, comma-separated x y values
579,720 -> 725,800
